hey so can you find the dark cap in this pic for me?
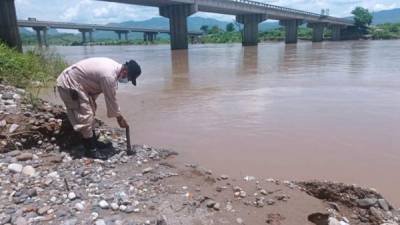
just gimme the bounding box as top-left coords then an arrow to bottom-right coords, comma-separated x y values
125,60 -> 141,86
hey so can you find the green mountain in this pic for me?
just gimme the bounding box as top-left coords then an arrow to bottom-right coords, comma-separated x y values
371,8 -> 400,24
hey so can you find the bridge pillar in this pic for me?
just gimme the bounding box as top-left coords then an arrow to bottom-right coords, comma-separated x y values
43,28 -> 48,47
236,14 -> 267,46
33,27 -> 43,48
150,32 -> 157,42
279,19 -> 303,44
81,31 -> 87,44
0,0 -> 22,51
116,31 -> 122,40
89,31 -> 93,43
143,32 -> 156,43
124,32 -> 128,41
308,23 -> 326,42
330,25 -> 343,41
160,4 -> 197,50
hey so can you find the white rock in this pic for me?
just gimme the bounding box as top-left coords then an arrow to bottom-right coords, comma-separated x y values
266,178 -> 275,182
22,166 -> 35,176
68,192 -> 77,200
119,205 -> 127,211
111,203 -> 119,211
47,171 -> 59,178
9,124 -> 19,133
95,219 -> 106,225
50,196 -> 57,203
91,212 -> 99,221
13,94 -> 21,99
328,217 -> 349,225
142,167 -> 153,174
0,120 -> 6,127
236,218 -> 244,224
8,163 -> 23,173
74,202 -> 85,211
98,200 -> 109,209
244,176 -> 256,181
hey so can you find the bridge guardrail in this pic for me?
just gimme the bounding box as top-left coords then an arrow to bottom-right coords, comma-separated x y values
228,0 -> 353,25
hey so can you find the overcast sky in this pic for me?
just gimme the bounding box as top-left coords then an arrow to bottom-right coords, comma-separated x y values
15,0 -> 399,24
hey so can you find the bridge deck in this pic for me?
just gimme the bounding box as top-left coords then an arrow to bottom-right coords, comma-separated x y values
18,20 -> 202,35
99,0 -> 353,26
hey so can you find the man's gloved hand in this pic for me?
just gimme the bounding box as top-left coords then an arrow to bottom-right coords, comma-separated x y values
117,115 -> 129,128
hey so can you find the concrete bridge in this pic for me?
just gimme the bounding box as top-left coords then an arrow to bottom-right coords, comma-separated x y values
99,0 -> 354,49
18,19 -> 202,47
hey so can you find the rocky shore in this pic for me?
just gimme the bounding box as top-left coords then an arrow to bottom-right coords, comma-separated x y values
0,84 -> 399,225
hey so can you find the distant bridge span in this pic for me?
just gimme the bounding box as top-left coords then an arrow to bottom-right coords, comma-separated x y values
18,19 -> 202,47
98,0 -> 354,49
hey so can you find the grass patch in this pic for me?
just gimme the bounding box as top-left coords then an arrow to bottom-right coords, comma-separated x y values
0,43 -> 68,107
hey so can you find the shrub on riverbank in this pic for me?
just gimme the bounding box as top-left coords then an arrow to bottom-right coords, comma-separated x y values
370,23 -> 400,39
0,43 -> 68,106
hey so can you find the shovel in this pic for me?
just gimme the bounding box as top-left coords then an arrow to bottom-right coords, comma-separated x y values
126,126 -> 135,155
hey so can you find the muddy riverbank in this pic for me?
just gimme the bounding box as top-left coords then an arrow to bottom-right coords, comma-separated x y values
1,84 -> 399,225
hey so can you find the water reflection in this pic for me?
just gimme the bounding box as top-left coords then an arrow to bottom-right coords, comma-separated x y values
348,41 -> 369,75
278,44 -> 299,74
238,46 -> 258,75
169,50 -> 190,90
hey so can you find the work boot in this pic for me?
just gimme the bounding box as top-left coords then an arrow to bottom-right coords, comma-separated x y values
82,137 -> 108,160
95,139 -> 113,149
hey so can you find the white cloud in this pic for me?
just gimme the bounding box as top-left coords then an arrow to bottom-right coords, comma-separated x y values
373,3 -> 398,11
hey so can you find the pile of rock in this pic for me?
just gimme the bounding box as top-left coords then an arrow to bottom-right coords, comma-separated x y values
298,181 -> 400,225
0,140 -> 179,224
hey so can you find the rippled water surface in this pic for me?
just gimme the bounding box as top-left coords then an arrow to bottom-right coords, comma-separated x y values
44,41 -> 400,205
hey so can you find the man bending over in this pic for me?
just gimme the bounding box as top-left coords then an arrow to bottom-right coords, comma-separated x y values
57,57 -> 141,159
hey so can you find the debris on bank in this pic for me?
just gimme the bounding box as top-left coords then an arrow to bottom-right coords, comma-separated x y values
298,181 -> 399,225
0,84 -> 399,225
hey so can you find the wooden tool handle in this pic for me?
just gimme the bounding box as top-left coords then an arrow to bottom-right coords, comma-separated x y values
126,126 -> 131,152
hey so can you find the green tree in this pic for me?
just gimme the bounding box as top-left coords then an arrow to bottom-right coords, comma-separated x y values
209,25 -> 220,34
200,25 -> 209,34
226,23 -> 235,32
351,7 -> 373,29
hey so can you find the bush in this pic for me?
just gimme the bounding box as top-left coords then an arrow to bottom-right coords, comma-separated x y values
0,43 -> 68,106
370,23 -> 400,40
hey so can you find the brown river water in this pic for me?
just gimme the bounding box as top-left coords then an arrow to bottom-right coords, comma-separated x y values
42,40 -> 400,206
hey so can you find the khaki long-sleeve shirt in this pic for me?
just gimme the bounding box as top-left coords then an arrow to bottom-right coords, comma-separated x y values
57,57 -> 122,118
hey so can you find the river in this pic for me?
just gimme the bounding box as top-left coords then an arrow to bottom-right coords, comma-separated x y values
42,40 -> 400,205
